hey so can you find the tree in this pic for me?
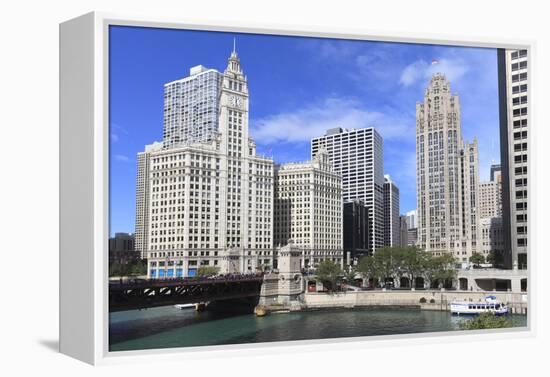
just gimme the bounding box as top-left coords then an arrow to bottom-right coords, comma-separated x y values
387,247 -> 408,285
469,253 -> 485,268
197,266 -> 220,277
459,312 -> 513,330
130,259 -> 147,275
315,260 -> 342,291
487,251 -> 504,268
356,247 -> 459,290
356,255 -> 380,287
342,267 -> 358,286
372,247 -> 399,285
109,258 -> 147,278
425,253 -> 457,288
401,246 -> 430,288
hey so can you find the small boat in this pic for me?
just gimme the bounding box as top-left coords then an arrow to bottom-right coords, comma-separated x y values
450,296 -> 509,316
174,303 -> 195,310
271,309 -> 290,314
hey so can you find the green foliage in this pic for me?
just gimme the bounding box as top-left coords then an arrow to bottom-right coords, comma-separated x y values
109,259 -> 147,277
197,266 -> 220,277
315,260 -> 343,291
356,255 -> 379,281
356,246 -> 457,289
425,253 -> 457,288
342,267 -> 358,285
401,246 -> 431,285
459,312 -> 513,330
487,251 -> 504,268
469,253 -> 485,268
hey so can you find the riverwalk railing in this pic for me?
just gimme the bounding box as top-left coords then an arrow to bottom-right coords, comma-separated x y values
302,290 -> 528,314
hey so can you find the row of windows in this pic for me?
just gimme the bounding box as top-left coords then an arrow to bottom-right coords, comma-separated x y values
513,107 -> 528,117
511,60 -> 528,71
512,72 -> 527,83
512,83 -> 528,94
511,50 -> 528,60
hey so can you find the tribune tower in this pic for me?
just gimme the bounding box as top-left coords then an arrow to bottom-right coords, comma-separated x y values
416,73 -> 480,261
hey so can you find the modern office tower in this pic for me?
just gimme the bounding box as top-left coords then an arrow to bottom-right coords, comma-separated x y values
480,217 -> 504,258
404,209 -> 418,246
416,73 -> 481,262
311,127 -> 384,254
383,175 -> 400,247
137,48 -> 275,278
490,164 -> 502,183
274,148 -> 343,269
399,215 -> 408,247
405,209 -> 418,230
479,181 -> 503,219
135,142 -> 162,259
109,232 -> 136,263
498,48 -> 529,270
343,200 -> 370,263
407,228 -> 418,247
478,164 -> 504,262
162,65 -> 223,150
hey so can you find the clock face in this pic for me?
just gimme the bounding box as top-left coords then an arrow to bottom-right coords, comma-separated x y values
230,95 -> 243,108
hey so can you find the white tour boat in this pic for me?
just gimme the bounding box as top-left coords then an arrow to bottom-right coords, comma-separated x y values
450,296 -> 509,316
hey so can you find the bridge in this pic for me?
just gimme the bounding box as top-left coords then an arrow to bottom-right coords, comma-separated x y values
109,274 -> 264,312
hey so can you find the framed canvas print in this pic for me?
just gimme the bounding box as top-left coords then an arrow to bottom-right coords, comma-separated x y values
60,12 -> 533,365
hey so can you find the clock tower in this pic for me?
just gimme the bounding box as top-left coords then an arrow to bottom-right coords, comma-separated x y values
141,41 -> 274,279
218,41 -> 250,155
216,41 -> 273,273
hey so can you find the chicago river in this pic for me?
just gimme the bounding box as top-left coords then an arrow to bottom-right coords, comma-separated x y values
109,306 -> 527,351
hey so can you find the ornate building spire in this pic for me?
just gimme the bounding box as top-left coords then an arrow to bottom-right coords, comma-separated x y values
226,38 -> 242,74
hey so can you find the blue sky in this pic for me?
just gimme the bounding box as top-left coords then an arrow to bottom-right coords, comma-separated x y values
109,25 -> 500,235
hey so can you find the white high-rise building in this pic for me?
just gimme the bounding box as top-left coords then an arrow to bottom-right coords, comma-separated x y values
499,48 -> 529,269
405,209 -> 418,230
274,148 -> 343,269
416,73 -> 480,262
162,65 -> 223,149
383,175 -> 400,247
135,141 -> 162,258
136,47 -> 275,278
311,127 -> 384,253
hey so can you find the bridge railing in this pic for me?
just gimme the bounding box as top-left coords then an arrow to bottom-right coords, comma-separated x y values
109,272 -> 265,290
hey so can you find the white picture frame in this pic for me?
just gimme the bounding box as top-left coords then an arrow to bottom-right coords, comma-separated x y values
59,11 -> 535,365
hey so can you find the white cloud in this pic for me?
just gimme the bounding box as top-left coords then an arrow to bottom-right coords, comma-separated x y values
306,40 -> 361,61
399,60 -> 428,86
251,97 -> 413,144
114,154 -> 131,162
399,58 -> 469,87
111,133 -> 119,143
111,122 -> 129,134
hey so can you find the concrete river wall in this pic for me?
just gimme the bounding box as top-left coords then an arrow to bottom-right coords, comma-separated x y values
303,290 -> 528,314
